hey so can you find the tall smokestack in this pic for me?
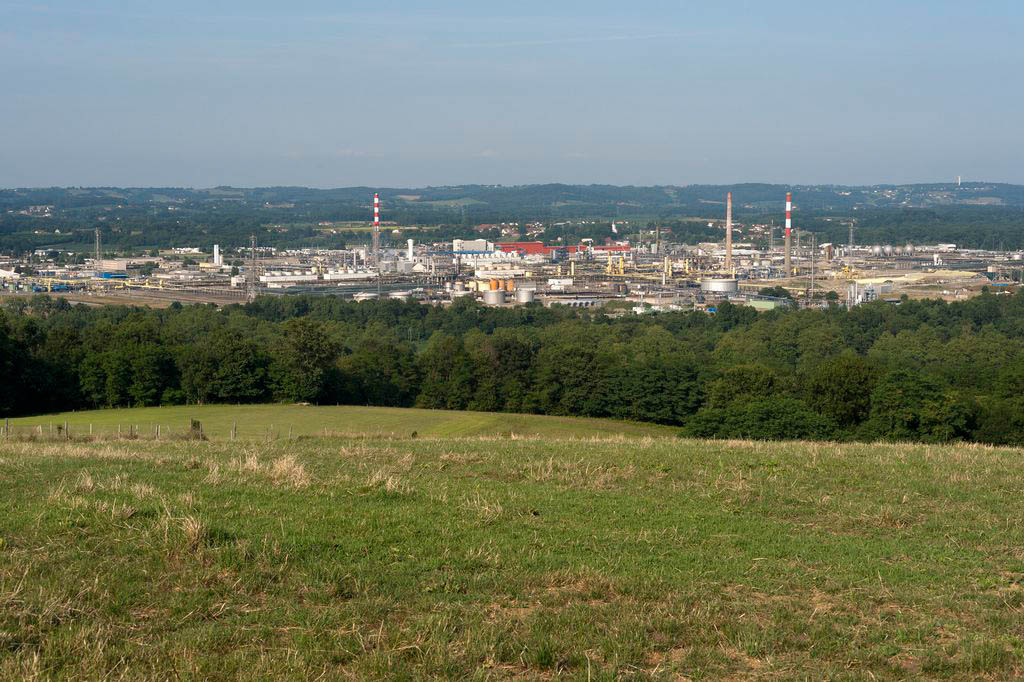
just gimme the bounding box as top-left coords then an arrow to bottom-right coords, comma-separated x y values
784,192 -> 792,275
372,193 -> 381,267
725,192 -> 733,271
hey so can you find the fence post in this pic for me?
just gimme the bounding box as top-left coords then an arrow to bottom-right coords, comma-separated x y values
231,422 -> 236,440
64,421 -> 68,440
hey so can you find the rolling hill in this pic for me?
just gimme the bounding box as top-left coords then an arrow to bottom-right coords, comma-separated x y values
2,430 -> 1024,678
5,404 -> 675,440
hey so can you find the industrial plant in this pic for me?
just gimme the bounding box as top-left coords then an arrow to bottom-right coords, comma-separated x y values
1,192 -> 1014,311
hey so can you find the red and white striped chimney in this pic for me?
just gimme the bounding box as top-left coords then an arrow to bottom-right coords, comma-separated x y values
784,191 -> 793,274
374,193 -> 380,229
785,192 -> 792,238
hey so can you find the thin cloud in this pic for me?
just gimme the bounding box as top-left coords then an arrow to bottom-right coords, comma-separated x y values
0,3 -> 470,29
452,33 -> 695,49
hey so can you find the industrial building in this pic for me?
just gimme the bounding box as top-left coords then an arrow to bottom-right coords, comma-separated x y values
1,191 -> 1016,311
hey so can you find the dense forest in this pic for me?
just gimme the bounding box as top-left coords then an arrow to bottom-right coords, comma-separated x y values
3,183 -> 1024,253
4,291 -> 1024,445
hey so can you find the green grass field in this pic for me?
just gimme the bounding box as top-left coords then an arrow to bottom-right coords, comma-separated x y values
6,404 -> 674,440
3,431 -> 1024,679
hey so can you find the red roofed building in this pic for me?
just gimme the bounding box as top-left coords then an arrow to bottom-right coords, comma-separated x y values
592,244 -> 632,255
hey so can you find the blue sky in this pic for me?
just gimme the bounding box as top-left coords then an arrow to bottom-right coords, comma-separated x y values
1,1 -> 1021,187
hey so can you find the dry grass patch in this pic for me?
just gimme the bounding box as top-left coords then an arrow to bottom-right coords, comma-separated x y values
131,482 -> 156,498
229,451 -> 262,474
438,449 -> 483,466
522,456 -> 637,489
223,449 -> 311,488
151,512 -> 208,555
365,469 -> 412,495
75,469 -> 95,492
536,570 -> 621,606
179,515 -> 206,551
461,491 -> 505,522
268,454 -> 310,488
204,462 -> 222,484
4,442 -> 155,462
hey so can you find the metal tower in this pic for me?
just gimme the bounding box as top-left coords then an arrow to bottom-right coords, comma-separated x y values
246,234 -> 258,303
725,192 -> 733,271
809,233 -> 816,302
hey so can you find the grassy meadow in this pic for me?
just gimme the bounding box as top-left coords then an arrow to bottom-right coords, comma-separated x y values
4,404 -> 675,440
2,427 -> 1024,678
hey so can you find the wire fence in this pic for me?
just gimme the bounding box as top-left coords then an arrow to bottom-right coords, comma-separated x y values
0,419 -> 299,442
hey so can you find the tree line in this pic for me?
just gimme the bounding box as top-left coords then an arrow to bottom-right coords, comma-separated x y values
3,291 -> 1024,445
5,184 -> 1024,254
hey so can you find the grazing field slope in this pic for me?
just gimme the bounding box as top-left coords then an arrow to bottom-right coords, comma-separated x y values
5,404 -> 675,440
2,435 -> 1024,679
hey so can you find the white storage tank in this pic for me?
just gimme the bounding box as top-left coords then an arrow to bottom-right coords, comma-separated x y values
353,292 -> 379,302
515,288 -> 536,304
482,290 -> 506,305
700,278 -> 739,294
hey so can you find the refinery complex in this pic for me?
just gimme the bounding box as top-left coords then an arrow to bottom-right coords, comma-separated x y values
0,192 -> 1015,311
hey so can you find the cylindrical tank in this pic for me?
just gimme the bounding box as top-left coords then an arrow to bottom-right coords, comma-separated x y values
489,279 -> 500,291
482,290 -> 506,305
700,278 -> 739,293
451,289 -> 473,299
515,288 -> 536,304
504,279 -> 515,291
388,291 -> 411,302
